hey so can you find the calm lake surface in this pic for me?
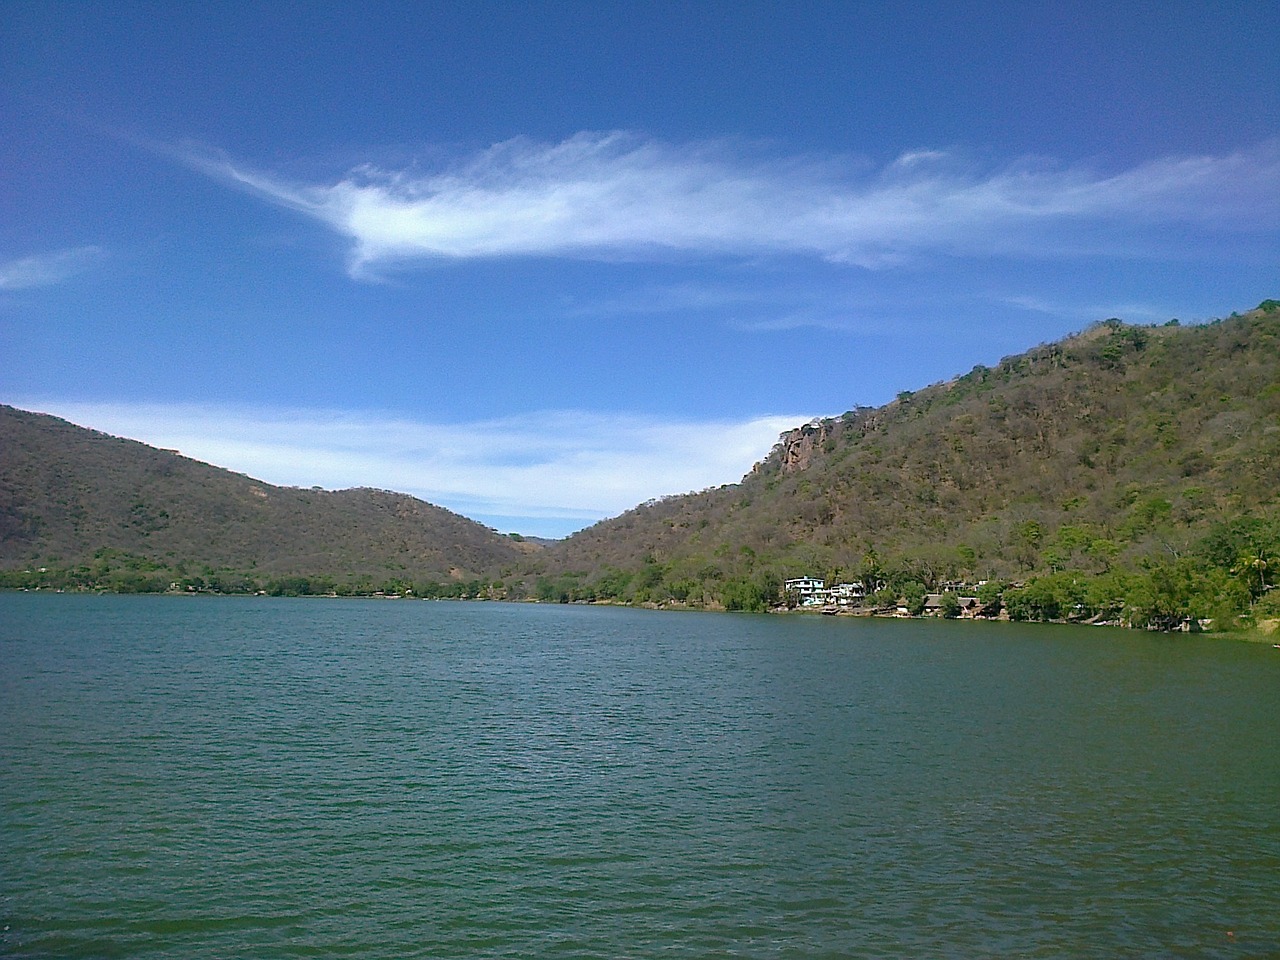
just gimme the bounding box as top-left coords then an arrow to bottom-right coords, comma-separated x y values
2,595 -> 1278,959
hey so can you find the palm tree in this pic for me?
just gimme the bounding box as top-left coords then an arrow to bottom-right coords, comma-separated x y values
1232,553 -> 1271,600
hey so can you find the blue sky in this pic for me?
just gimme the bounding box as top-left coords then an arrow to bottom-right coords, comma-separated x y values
3,2 -> 1278,537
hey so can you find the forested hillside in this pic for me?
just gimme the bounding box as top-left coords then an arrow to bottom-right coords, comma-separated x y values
527,303 -> 1280,629
0,406 -> 528,593
4,303 -> 1278,628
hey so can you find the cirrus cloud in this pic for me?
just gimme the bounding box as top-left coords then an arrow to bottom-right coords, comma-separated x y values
191,134 -> 1280,277
0,246 -> 105,290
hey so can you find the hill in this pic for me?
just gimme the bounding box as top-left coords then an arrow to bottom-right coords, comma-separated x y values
527,303 -> 1280,628
0,406 -> 528,593
5,302 -> 1278,626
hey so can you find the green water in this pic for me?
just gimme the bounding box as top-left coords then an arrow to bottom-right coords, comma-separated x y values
2,594 -> 1277,958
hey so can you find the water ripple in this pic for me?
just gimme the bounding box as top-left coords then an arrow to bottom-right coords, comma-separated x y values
3,596 -> 1278,958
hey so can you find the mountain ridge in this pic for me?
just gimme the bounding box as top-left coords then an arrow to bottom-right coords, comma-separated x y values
526,303 -> 1280,625
4,301 -> 1279,627
0,405 -> 528,590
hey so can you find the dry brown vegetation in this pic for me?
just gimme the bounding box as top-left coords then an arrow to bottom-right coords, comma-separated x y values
0,406 -> 525,591
4,302 -> 1278,626
521,303 -> 1280,625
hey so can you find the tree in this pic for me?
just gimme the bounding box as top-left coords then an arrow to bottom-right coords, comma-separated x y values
902,581 -> 927,617
721,577 -> 767,612
859,549 -> 886,593
1014,520 -> 1043,570
1232,553 -> 1271,602
869,585 -> 898,610
976,580 -> 1005,616
1127,559 -> 1200,630
1004,574 -> 1085,622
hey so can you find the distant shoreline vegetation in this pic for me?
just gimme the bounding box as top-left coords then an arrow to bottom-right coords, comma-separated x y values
3,526 -> 1278,638
496,304 -> 1280,637
4,303 -> 1278,638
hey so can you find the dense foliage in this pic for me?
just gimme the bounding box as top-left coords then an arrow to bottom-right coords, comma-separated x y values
521,303 -> 1280,630
0,548 -> 512,600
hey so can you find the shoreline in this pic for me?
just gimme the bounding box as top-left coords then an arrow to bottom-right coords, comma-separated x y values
6,587 -> 1277,642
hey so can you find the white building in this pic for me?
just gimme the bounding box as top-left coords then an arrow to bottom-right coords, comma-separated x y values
827,582 -> 866,606
784,577 -> 826,605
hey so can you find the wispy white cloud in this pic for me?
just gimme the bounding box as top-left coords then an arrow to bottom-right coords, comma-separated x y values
16,401 -> 806,537
0,246 -> 104,290
727,313 -> 856,333
563,282 -> 768,318
191,134 -> 1280,276
998,294 -> 1179,325
564,280 -> 947,337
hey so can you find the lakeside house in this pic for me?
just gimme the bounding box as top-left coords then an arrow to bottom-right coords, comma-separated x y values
784,577 -> 826,606
923,593 -> 981,618
826,582 -> 866,607
788,575 -> 984,617
785,577 -> 866,608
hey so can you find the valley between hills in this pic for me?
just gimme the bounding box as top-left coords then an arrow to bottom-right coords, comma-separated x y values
4,301 -> 1279,635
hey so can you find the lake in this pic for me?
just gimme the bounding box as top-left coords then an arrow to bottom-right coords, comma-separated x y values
2,594 -> 1277,958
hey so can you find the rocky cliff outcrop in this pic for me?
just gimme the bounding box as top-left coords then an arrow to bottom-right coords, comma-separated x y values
775,420 -> 832,473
